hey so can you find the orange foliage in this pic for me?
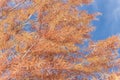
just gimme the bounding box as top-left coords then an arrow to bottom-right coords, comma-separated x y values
0,0 -> 120,80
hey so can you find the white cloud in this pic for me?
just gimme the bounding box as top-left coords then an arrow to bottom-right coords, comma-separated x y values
113,7 -> 120,21
103,0 -> 120,33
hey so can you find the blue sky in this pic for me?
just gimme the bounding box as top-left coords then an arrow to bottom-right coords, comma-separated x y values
81,0 -> 120,41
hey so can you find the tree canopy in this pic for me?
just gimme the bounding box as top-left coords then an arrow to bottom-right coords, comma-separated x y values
0,0 -> 120,80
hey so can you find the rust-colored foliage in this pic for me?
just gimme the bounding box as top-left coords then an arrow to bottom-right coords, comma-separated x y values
0,0 -> 120,80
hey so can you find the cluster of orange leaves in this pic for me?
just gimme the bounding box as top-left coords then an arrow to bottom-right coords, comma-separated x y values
0,0 -> 120,80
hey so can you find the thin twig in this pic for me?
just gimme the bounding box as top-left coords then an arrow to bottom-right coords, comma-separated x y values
21,41 -> 37,59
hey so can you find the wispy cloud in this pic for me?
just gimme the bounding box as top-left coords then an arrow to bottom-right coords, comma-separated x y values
79,0 -> 120,40
93,0 -> 120,40
107,0 -> 120,34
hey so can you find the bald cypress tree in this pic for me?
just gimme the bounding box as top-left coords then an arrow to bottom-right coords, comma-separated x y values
0,0 -> 120,80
